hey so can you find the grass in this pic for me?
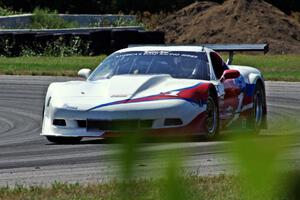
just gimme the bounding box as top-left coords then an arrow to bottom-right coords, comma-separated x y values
0,176 -> 248,200
0,54 -> 299,81
0,176 -> 221,200
233,54 -> 300,81
0,173 -> 297,200
0,56 -> 105,76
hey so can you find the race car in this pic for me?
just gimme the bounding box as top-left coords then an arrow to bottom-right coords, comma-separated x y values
41,44 -> 268,144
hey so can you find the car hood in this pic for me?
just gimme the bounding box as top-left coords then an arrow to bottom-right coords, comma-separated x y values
50,74 -> 208,109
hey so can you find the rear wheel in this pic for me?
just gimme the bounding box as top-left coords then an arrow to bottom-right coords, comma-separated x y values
46,136 -> 82,144
205,93 -> 219,139
247,82 -> 264,134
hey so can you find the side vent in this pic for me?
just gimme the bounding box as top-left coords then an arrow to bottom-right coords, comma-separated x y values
164,118 -> 183,126
53,119 -> 66,126
77,120 -> 87,128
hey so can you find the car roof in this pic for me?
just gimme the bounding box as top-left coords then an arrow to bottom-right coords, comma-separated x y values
116,46 -> 209,53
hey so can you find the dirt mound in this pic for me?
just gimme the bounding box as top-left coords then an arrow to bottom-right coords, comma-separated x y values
156,0 -> 300,54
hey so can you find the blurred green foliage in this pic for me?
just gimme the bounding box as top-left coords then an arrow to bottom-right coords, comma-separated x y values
0,35 -> 91,57
233,136 -> 285,199
0,103 -> 300,199
116,121 -> 300,200
30,8 -> 79,29
0,5 -> 18,16
0,132 -> 300,199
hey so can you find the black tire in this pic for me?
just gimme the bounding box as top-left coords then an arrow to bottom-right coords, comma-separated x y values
204,91 -> 220,139
46,136 -> 82,144
247,82 -> 264,134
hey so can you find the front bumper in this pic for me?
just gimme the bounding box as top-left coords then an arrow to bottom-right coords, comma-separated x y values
41,99 -> 207,137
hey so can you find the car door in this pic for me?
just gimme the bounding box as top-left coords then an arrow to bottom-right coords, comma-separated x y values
210,52 -> 242,120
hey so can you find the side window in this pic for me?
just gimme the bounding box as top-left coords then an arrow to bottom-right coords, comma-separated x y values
210,52 -> 228,79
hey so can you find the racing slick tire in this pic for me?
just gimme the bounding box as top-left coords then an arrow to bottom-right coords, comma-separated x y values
204,90 -> 220,140
46,136 -> 82,144
247,81 -> 264,134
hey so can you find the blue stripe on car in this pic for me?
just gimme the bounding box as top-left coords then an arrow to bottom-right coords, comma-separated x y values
87,82 -> 204,111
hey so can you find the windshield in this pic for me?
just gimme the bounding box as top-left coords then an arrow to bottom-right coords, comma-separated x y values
89,51 -> 210,81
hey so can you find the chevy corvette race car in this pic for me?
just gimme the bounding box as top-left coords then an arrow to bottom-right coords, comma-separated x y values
41,44 -> 268,144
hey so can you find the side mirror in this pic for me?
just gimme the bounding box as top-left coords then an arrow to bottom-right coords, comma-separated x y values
221,69 -> 240,81
78,68 -> 91,79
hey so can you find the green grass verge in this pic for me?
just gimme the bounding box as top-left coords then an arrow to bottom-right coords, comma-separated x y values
0,174 -> 294,200
0,176 -> 247,200
233,54 -> 300,81
0,56 -> 105,76
0,54 -> 299,81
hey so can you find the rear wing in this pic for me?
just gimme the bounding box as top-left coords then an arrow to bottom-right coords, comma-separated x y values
128,43 -> 269,65
201,44 -> 269,64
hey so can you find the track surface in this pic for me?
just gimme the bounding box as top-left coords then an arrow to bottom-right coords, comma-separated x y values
0,76 -> 299,186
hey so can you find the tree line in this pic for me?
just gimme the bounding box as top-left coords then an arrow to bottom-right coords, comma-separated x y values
0,0 -> 299,14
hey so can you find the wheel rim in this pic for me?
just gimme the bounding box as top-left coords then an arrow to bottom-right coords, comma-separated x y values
206,97 -> 217,134
255,91 -> 263,126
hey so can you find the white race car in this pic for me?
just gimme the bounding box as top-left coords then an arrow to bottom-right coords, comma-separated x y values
41,44 -> 268,144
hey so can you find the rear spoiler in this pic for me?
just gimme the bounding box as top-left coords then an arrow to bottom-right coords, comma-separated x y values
200,44 -> 269,64
128,43 -> 269,65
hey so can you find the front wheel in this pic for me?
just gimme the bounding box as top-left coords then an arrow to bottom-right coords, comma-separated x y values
46,136 -> 82,144
204,94 -> 219,139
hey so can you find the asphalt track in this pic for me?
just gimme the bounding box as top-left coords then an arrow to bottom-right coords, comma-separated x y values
0,75 -> 299,186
